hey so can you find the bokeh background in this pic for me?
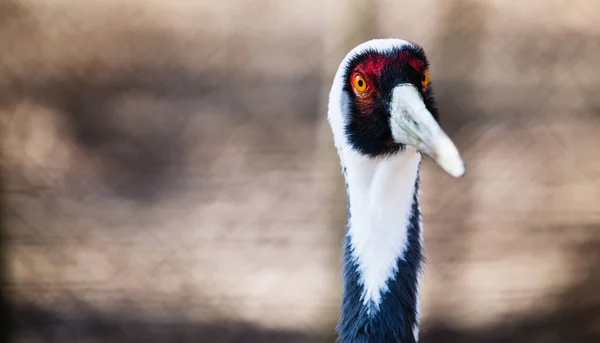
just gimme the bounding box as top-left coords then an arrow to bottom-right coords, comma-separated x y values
1,0 -> 600,342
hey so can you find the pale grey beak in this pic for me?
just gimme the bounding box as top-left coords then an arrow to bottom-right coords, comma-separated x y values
389,84 -> 466,177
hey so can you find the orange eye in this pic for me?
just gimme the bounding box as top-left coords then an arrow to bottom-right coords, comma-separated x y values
421,70 -> 430,89
351,73 -> 369,94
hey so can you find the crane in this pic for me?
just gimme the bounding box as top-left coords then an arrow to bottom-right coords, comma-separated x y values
326,38 -> 466,343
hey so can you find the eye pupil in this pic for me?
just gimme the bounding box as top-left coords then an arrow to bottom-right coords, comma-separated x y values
421,74 -> 426,82
358,80 -> 364,87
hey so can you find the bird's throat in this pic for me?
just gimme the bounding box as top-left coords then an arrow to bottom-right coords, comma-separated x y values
337,148 -> 424,343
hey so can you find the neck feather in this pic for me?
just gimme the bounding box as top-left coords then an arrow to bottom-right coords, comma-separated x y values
336,147 -> 424,343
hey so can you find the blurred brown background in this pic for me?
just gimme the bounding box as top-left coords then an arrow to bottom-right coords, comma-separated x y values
1,0 -> 599,342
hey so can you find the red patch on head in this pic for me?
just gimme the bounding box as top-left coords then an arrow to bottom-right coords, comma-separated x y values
351,51 -> 425,82
400,51 -> 425,71
353,52 -> 391,78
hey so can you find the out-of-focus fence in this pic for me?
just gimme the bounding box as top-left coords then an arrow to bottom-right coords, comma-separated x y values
1,0 -> 599,342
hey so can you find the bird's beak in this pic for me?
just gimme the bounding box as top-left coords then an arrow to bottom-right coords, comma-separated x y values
389,84 -> 466,177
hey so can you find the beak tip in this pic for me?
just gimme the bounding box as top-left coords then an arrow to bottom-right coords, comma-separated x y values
430,140 -> 466,178
434,152 -> 465,178
446,161 -> 466,178
455,163 -> 467,178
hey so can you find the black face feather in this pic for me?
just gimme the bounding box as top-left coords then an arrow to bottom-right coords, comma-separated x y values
342,44 -> 440,159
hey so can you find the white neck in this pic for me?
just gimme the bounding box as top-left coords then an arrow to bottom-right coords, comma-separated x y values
342,146 -> 422,311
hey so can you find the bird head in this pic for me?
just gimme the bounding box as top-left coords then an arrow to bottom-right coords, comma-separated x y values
328,39 -> 465,177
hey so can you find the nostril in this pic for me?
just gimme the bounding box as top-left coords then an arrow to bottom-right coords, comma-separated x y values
412,119 -> 420,130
